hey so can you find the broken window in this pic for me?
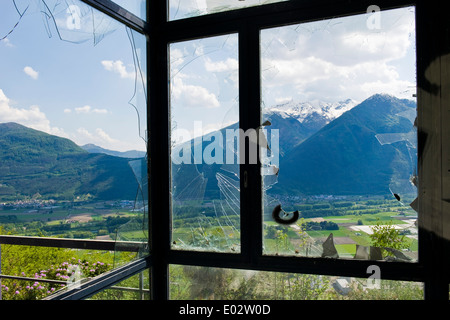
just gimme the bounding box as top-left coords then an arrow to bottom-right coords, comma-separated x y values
89,268 -> 150,300
0,0 -> 148,297
168,0 -> 288,21
169,264 -> 423,300
260,6 -> 418,261
110,0 -> 146,20
169,34 -> 240,252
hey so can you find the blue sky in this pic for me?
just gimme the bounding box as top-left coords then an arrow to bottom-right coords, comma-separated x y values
168,0 -> 288,20
170,5 -> 416,143
0,0 -> 147,152
260,6 -> 417,106
0,1 -> 416,152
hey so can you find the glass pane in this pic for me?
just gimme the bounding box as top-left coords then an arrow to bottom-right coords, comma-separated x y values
111,0 -> 146,21
169,34 -> 240,252
261,7 -> 418,261
88,269 -> 150,300
168,0 -> 288,21
170,265 -> 423,300
0,0 -> 148,299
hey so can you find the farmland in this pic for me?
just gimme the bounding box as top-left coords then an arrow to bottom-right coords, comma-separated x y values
0,194 -> 418,261
0,198 -> 147,242
172,194 -> 418,260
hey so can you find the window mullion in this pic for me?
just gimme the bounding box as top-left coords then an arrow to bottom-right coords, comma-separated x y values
148,0 -> 170,301
239,21 -> 263,264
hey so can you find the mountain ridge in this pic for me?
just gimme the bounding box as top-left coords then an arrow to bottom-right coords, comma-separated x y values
81,143 -> 146,159
265,98 -> 359,124
0,122 -> 140,201
0,93 -> 417,201
272,93 -> 417,196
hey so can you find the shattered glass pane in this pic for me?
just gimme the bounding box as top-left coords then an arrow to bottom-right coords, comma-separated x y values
169,34 -> 240,252
89,268 -> 150,300
0,0 -> 148,293
260,7 -> 418,261
0,0 -> 30,41
168,0 -> 288,21
169,264 -> 424,300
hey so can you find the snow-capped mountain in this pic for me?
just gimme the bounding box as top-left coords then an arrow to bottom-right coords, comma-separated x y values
265,98 -> 359,124
262,98 -> 360,153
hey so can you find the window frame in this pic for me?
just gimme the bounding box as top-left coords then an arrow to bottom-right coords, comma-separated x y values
77,0 -> 450,300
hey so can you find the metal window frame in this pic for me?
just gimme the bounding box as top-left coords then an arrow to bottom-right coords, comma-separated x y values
42,256 -> 151,300
62,0 -> 450,300
79,0 -> 147,32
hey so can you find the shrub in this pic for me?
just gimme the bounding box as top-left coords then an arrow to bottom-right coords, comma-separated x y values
1,257 -> 112,300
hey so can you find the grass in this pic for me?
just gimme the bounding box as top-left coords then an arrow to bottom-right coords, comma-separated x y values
323,211 -> 410,225
336,244 -> 357,256
306,229 -> 347,237
116,230 -> 148,240
2,197 -> 418,259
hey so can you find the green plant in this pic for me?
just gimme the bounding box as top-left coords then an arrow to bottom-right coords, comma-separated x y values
369,219 -> 409,256
1,257 -> 112,300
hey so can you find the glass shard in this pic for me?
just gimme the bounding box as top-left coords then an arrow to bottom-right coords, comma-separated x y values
261,7 -> 418,261
168,0 -> 289,21
170,34 -> 240,252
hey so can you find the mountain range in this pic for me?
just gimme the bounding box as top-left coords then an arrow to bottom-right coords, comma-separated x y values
80,143 -> 146,159
263,98 -> 359,155
0,93 -> 417,201
272,94 -> 417,196
0,123 -> 140,201
175,93 -> 417,199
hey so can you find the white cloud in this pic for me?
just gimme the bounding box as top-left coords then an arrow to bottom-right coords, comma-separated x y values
0,89 -> 66,137
24,66 -> 38,80
74,105 -> 108,114
261,7 -> 416,104
205,57 -> 238,72
2,38 -> 14,47
171,76 -> 220,109
170,48 -> 185,69
0,90 -> 137,152
204,57 -> 239,87
101,60 -> 135,79
75,105 -> 91,113
74,127 -> 129,150
93,108 -> 108,114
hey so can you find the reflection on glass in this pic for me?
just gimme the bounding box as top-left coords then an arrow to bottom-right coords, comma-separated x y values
110,0 -> 146,20
0,0 -> 148,299
169,34 -> 240,252
169,265 -> 423,300
89,269 -> 150,300
260,7 -> 418,261
168,0 -> 288,21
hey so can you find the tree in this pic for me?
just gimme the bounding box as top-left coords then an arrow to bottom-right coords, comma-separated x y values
369,219 -> 409,256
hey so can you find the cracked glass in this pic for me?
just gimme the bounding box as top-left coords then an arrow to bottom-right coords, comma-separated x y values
169,34 -> 240,253
169,264 -> 423,300
260,6 -> 418,261
110,0 -> 146,20
168,0 -> 288,21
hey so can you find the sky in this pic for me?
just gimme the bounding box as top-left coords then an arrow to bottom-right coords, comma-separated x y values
168,0 -> 289,20
0,0 -> 147,152
0,1 -> 417,152
260,6 -> 417,106
170,5 -> 416,143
